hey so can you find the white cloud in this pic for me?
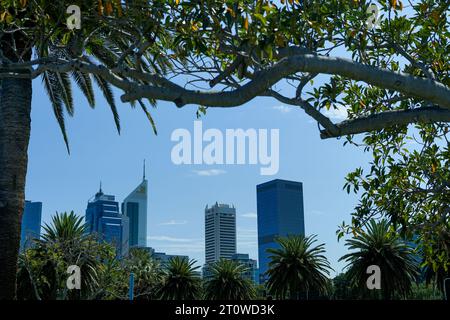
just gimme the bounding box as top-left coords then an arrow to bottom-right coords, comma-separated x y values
148,236 -> 204,254
238,241 -> 258,248
193,169 -> 226,176
322,105 -> 348,120
159,220 -> 188,226
147,236 -> 196,243
237,228 -> 258,239
154,242 -> 205,253
241,212 -> 257,219
273,105 -> 292,113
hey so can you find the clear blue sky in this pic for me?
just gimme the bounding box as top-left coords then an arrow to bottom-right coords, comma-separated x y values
26,74 -> 373,276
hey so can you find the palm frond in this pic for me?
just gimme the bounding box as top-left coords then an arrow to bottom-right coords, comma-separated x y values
204,259 -> 255,300
93,74 -> 121,134
339,219 -> 419,299
42,71 -> 70,153
138,99 -> 157,135
71,70 -> 95,108
55,71 -> 74,116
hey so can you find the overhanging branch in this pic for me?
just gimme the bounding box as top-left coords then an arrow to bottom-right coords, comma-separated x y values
120,55 -> 450,109
321,106 -> 450,139
1,54 -> 450,141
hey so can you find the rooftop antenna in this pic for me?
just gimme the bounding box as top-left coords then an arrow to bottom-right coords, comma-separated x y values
143,159 -> 146,181
94,180 -> 104,199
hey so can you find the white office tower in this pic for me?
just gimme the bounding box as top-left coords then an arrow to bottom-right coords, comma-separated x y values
122,164 -> 148,247
205,202 -> 237,264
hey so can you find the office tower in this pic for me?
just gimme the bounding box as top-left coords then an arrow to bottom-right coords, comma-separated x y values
152,251 -> 189,268
122,165 -> 148,248
85,185 -> 129,256
257,179 -> 305,283
129,246 -> 189,269
231,253 -> 258,283
20,201 -> 42,252
205,202 -> 237,265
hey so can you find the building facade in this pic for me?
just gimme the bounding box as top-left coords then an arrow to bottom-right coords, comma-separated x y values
85,187 -> 129,256
153,251 -> 189,268
257,179 -> 305,283
20,201 -> 42,252
122,178 -> 148,248
133,246 -> 189,269
231,253 -> 258,283
205,202 -> 237,264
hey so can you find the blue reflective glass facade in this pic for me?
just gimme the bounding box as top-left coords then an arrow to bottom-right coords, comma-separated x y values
257,179 -> 305,283
20,201 -> 42,252
85,190 -> 129,256
122,202 -> 139,246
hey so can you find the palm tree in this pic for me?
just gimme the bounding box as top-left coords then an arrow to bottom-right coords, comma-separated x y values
123,247 -> 164,300
0,1 -> 166,298
339,219 -> 419,299
41,211 -> 86,242
159,257 -> 202,300
18,211 -> 110,300
204,259 -> 256,300
266,235 -> 332,299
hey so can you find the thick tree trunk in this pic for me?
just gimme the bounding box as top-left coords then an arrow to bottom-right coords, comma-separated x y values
0,75 -> 32,299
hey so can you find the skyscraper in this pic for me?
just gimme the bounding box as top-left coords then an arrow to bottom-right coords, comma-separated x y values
122,164 -> 148,248
257,179 -> 305,283
86,186 -> 129,256
231,253 -> 258,283
205,202 -> 237,264
20,201 -> 42,252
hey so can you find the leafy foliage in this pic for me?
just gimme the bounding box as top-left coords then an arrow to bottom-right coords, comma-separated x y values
266,235 -> 332,299
204,259 -> 256,300
340,219 -> 419,299
17,211 -> 115,300
159,257 -> 202,300
121,247 -> 164,300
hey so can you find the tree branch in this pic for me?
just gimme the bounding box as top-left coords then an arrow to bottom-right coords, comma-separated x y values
2,54 -> 450,141
321,106 -> 450,139
120,54 -> 450,109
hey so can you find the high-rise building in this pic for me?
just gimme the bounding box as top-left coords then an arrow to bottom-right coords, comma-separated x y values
152,251 -> 189,268
231,253 -> 258,283
257,179 -> 305,283
86,186 -> 129,256
122,165 -> 148,248
205,202 -> 237,265
20,201 -> 42,252
129,246 -> 189,269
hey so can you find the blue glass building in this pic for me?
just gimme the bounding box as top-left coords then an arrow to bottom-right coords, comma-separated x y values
20,201 -> 42,252
257,179 -> 305,283
85,186 -> 129,257
231,253 -> 258,283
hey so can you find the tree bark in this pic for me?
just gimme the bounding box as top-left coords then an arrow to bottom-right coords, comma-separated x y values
0,73 -> 32,299
0,17 -> 34,298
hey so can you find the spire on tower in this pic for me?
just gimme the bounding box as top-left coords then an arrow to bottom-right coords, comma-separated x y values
143,159 -> 146,181
95,181 -> 104,198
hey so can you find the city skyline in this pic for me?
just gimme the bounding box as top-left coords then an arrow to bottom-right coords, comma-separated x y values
25,80 -> 370,275
24,177 -> 308,278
